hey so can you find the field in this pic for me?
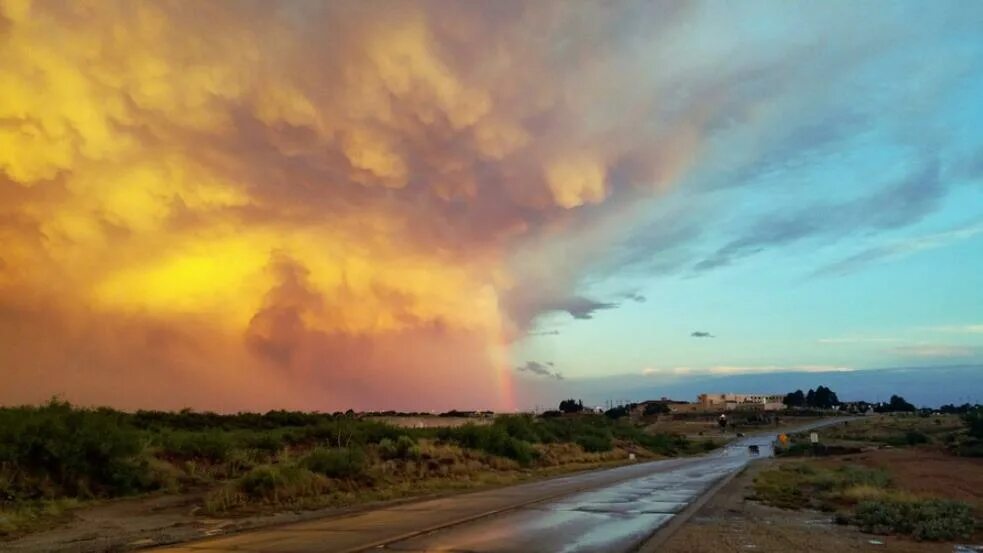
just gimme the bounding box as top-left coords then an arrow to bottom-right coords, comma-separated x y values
662,413 -> 983,552
0,400 -> 711,550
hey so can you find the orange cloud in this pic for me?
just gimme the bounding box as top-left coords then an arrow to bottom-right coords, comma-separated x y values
0,2 -> 715,411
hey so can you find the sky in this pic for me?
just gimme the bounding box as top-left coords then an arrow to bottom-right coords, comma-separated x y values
1,1 -> 982,412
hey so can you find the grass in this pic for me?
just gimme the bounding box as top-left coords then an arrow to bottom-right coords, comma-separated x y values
854,498 -> 974,541
754,414 -> 982,541
0,499 -> 79,538
753,461 -> 976,540
1,401 -> 702,537
752,462 -> 892,511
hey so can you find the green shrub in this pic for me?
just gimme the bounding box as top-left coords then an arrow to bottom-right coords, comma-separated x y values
904,431 -> 929,445
238,465 -> 282,499
964,408 -> 983,439
395,436 -> 421,459
301,447 -> 367,479
236,465 -> 325,503
838,465 -> 891,489
160,430 -> 233,462
0,400 -> 150,498
378,436 -> 421,460
576,434 -> 613,453
493,415 -> 540,442
239,431 -> 286,454
854,499 -> 973,540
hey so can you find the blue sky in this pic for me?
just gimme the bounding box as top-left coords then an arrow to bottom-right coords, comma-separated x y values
515,1 -> 983,386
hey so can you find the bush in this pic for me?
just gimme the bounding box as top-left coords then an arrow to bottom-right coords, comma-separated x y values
239,431 -> 287,454
964,408 -> 983,439
159,430 -> 233,462
493,415 -> 540,443
576,434 -> 613,453
838,466 -> 891,489
236,465 -> 325,503
379,436 -> 421,460
238,465 -> 282,499
300,447 -> 367,479
854,499 -> 973,540
0,401 -> 150,498
643,403 -> 671,416
904,431 -> 929,446
435,425 -> 538,465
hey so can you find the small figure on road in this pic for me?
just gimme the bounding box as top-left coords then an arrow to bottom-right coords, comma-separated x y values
748,444 -> 760,456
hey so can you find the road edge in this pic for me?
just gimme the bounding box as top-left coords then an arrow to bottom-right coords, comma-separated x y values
633,464 -> 746,553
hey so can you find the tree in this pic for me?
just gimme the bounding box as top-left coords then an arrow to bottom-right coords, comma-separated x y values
811,386 -> 840,409
643,402 -> 671,416
876,395 -> 916,413
783,390 -> 806,408
964,407 -> 983,439
558,399 -> 584,414
604,405 -> 630,419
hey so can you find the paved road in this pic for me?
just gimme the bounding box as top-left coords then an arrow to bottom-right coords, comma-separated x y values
155,419 -> 849,553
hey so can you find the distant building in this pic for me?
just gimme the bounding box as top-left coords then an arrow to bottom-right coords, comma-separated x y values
630,398 -> 699,417
698,393 -> 785,411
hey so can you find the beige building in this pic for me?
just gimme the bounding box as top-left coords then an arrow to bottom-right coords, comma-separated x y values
698,393 -> 785,411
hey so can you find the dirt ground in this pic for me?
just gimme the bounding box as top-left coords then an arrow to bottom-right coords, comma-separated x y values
838,448 -> 983,509
662,456 -> 983,553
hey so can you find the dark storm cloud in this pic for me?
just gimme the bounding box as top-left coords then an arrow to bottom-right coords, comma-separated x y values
548,297 -> 620,320
516,361 -> 564,380
691,331 -> 714,338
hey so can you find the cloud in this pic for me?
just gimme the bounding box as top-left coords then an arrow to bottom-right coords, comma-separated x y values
814,221 -> 983,277
516,361 -> 564,380
642,366 -> 693,376
694,161 -> 944,272
642,365 -> 853,376
690,331 -> 715,338
892,345 -> 974,359
923,325 -> 983,335
818,337 -> 900,344
542,297 -> 620,321
1,2 -> 981,410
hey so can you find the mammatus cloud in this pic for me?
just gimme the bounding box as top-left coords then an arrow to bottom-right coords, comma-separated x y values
516,361 -> 564,380
1,2 -> 981,411
690,331 -> 715,338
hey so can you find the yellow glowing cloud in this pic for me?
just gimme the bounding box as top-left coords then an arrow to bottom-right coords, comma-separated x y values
0,1 -> 711,411
545,157 -> 609,208
342,129 -> 409,188
92,234 -> 273,327
364,18 -> 490,129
